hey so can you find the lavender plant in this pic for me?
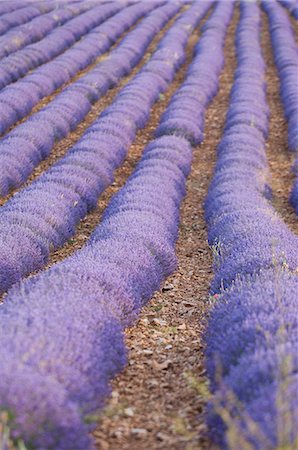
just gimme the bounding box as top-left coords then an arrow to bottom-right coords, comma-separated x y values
0,2 -> 35,17
0,2 -> 125,89
155,0 -> 234,144
290,176 -> 298,215
0,136 -> 190,449
0,1 -> 157,133
263,1 -> 298,217
0,1 -> 98,60
278,0 -> 298,19
204,2 -> 298,448
263,0 -> 298,152
206,269 -> 298,450
0,2 -> 57,36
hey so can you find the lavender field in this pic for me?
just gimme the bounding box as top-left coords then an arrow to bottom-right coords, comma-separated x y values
0,1 -> 297,449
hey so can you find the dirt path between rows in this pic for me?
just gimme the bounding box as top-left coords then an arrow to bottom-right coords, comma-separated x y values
93,8 -> 238,450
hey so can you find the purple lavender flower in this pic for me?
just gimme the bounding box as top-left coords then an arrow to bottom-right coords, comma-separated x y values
263,0 -> 298,152
204,2 -> 298,447
0,2 -> 96,59
0,2 -> 125,90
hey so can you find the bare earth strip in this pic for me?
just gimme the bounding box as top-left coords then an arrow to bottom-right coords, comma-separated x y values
262,11 -> 298,236
93,8 -> 238,450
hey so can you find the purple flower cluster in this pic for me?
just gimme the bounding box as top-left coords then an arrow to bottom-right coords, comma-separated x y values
0,1 -> 56,36
0,2 -> 237,446
263,0 -> 298,152
0,1 -> 181,196
206,269 -> 298,449
279,0 -> 298,19
155,0 -> 234,145
0,2 -> 100,60
0,1 -> 210,293
290,174 -> 298,215
0,2 -> 125,90
204,2 -> 298,448
0,1 -> 32,17
0,1 -> 157,134
262,1 -> 298,216
0,271 -> 127,450
205,3 -> 298,294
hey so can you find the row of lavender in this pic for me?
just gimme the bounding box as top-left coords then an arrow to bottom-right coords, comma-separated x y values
155,0 -> 232,144
0,0 -> 188,293
0,0 -> 178,196
264,0 -> 298,153
0,1 -> 156,134
0,2 -> 235,448
279,0 -> 298,18
0,2 -> 125,89
263,1 -> 298,219
204,2 -> 298,449
0,0 -> 60,35
0,1 -> 101,59
0,1 -> 35,16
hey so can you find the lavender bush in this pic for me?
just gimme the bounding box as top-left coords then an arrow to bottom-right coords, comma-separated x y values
278,0 -> 298,18
0,1 -> 158,133
0,0 -> 210,294
0,2 -> 125,89
0,2 -> 97,59
206,269 -> 298,449
0,2 -> 35,17
0,2 -> 57,36
290,176 -> 298,215
204,2 -> 298,448
0,136 -> 191,449
263,0 -> 298,152
263,1 -> 298,217
155,0 -> 234,144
